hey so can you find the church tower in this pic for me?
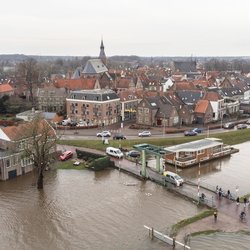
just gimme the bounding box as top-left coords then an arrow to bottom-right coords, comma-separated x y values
99,39 -> 107,65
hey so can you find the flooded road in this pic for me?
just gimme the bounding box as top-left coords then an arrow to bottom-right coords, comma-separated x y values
1,141 -> 250,249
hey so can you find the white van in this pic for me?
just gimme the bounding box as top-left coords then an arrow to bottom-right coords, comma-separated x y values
163,171 -> 184,186
106,147 -> 124,159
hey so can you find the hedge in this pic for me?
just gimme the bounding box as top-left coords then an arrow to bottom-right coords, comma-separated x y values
88,156 -> 115,171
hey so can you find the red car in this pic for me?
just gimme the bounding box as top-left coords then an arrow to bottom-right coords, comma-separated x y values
60,150 -> 73,161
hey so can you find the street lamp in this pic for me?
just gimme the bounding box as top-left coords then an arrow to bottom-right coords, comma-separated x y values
162,113 -> 166,136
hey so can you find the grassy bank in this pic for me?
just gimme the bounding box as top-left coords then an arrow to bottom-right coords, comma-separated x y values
59,129 -> 250,152
53,161 -> 86,170
170,210 -> 215,237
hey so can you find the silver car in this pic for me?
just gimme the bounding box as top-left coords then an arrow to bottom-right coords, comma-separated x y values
138,131 -> 151,137
96,131 -> 111,137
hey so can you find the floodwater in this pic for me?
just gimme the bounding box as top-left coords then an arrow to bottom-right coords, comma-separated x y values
0,169 -> 202,250
1,141 -> 250,249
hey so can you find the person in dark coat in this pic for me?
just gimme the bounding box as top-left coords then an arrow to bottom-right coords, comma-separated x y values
236,197 -> 240,206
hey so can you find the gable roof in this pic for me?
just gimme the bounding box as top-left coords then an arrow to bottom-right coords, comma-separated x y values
219,87 -> 243,97
203,91 -> 222,101
195,100 -> 210,113
82,59 -> 108,75
0,83 -> 14,93
176,90 -> 204,105
54,78 -> 96,90
116,78 -> 132,89
1,119 -> 55,141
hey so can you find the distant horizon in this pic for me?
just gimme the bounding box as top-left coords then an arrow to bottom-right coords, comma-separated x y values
1,53 -> 250,59
1,0 -> 250,58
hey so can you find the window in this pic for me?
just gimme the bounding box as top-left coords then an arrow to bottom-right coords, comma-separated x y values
197,149 -> 204,155
6,159 -> 10,168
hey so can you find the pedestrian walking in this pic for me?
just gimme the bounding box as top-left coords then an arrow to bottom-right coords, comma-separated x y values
244,197 -> 247,208
227,190 -> 231,199
214,210 -> 217,222
219,190 -> 222,199
236,197 -> 240,206
216,185 -> 219,194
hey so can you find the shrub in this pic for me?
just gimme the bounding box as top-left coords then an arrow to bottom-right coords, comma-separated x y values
89,156 -> 114,171
76,148 -> 103,161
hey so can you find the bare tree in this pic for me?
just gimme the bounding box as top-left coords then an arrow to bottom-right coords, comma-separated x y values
21,117 -> 57,189
18,58 -> 39,107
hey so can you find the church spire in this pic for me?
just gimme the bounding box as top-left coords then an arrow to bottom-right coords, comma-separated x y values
99,38 -> 107,65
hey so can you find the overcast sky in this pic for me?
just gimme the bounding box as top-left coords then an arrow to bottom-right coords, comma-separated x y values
1,0 -> 250,57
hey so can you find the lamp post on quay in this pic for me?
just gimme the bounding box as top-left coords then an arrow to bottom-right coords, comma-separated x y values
162,113 -> 166,136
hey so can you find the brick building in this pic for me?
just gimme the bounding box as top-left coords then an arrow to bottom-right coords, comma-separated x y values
66,89 -> 120,126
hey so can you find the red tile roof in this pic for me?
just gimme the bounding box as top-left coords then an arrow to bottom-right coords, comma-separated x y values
54,78 -> 96,90
116,78 -> 132,89
195,100 -> 209,113
203,92 -> 222,101
174,81 -> 197,90
2,120 -> 55,141
0,83 -> 14,93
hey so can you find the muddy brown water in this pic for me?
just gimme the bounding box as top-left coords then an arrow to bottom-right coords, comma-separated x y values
1,141 -> 250,249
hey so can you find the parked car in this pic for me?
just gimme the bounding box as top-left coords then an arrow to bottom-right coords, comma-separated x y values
237,124 -> 247,130
126,150 -> 140,158
184,130 -> 198,136
61,119 -> 71,126
106,147 -> 124,159
96,131 -> 111,137
69,121 -> 77,127
138,131 -> 151,137
113,134 -> 126,140
76,121 -> 87,127
223,122 -> 235,129
163,171 -> 184,187
60,150 -> 73,161
246,119 -> 250,125
192,127 -> 203,133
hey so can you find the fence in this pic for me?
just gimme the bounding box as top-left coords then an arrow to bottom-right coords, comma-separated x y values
144,225 -> 191,249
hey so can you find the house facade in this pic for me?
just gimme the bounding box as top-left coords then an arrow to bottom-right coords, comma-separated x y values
194,99 -> 213,124
0,120 -> 56,181
66,89 -> 120,126
203,91 -> 225,121
37,86 -> 67,113
118,90 -> 142,121
136,96 -> 179,127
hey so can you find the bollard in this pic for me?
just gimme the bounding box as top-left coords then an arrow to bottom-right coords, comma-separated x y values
151,227 -> 154,239
172,237 -> 175,249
